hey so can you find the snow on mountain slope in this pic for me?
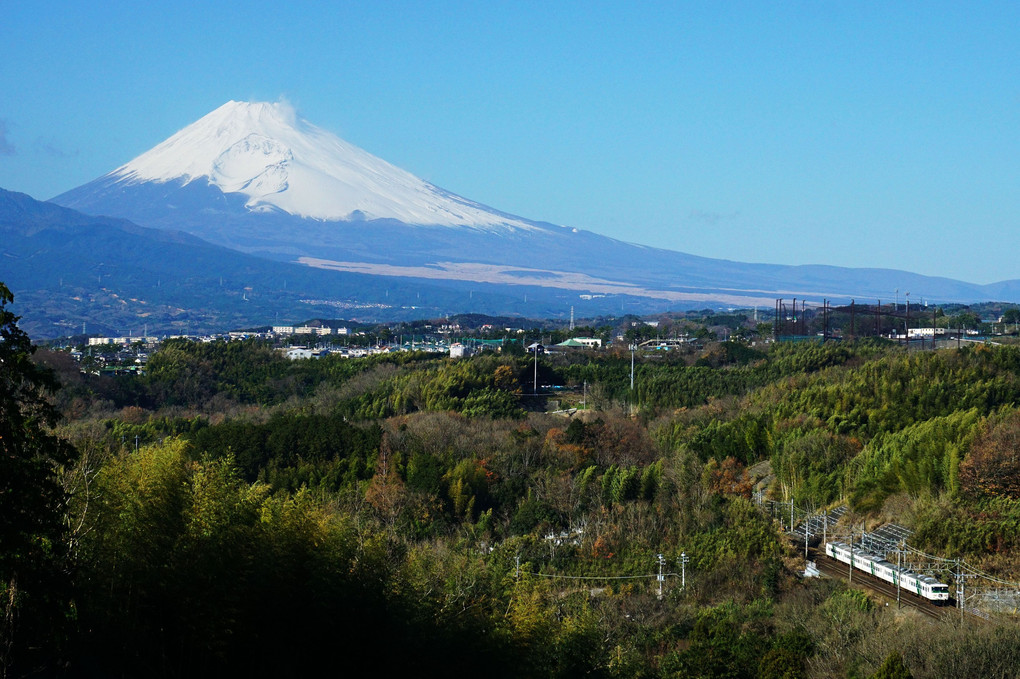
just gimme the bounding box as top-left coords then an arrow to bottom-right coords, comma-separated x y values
100,100 -> 539,230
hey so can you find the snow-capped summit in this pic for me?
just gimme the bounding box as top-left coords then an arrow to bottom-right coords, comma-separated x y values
93,100 -> 537,230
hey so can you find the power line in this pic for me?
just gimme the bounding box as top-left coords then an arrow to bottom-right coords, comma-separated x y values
531,572 -> 685,581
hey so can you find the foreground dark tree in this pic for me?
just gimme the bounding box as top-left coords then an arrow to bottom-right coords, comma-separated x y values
0,282 -> 77,676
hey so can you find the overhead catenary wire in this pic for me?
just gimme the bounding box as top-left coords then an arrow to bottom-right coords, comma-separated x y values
902,544 -> 1020,587
531,572 -> 685,581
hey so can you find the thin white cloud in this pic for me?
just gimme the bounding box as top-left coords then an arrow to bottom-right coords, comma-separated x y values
33,138 -> 78,159
0,120 -> 15,155
688,209 -> 740,226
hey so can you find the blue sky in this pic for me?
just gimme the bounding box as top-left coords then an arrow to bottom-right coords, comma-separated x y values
2,1 -> 1019,284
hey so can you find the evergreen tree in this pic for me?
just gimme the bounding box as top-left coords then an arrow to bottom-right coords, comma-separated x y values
0,282 -> 77,676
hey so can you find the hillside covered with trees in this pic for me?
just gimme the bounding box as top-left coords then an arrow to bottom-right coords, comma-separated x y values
5,289 -> 1020,677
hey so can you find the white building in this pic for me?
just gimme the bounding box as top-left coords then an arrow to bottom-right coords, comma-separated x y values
907,327 -> 946,338
88,336 -> 158,346
450,343 -> 474,358
272,326 -> 295,335
571,337 -> 603,349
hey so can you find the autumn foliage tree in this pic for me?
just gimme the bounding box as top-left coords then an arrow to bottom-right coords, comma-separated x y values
704,456 -> 753,498
959,411 -> 1020,499
364,433 -> 408,523
492,364 -> 521,394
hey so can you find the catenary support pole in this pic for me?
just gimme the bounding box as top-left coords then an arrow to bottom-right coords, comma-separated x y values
848,533 -> 853,583
896,543 -> 901,608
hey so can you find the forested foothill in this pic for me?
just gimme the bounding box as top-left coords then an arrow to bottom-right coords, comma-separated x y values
6,289 -> 1020,678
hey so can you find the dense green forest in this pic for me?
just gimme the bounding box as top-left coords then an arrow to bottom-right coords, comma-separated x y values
6,287 -> 1020,677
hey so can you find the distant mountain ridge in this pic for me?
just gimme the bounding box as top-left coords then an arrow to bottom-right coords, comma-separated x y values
49,101 -> 1020,310
1,188 -> 596,338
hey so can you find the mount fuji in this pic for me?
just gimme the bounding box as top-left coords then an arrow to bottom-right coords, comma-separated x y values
52,101 -> 1020,310
60,101 -> 542,231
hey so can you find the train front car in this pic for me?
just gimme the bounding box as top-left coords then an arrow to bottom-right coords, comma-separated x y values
918,575 -> 951,605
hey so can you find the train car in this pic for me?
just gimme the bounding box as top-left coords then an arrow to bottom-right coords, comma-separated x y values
824,541 -> 950,604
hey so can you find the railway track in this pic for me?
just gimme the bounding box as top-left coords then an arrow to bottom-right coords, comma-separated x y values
809,549 -> 954,621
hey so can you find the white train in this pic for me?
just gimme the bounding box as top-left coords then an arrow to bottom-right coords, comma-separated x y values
825,541 -> 951,604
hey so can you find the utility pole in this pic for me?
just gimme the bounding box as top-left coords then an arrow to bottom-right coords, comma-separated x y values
905,292 -> 910,343
134,434 -> 140,453
680,552 -> 690,590
515,555 -> 520,581
657,554 -> 666,599
630,344 -> 636,391
533,344 -> 538,395
822,511 -> 827,548
790,499 -> 795,534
